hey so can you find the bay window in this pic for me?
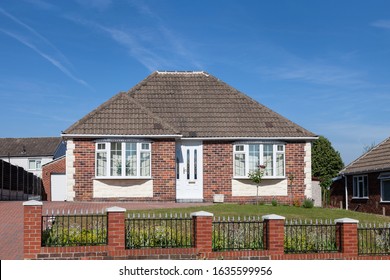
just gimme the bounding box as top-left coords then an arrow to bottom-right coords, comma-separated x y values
234,143 -> 285,178
96,141 -> 151,178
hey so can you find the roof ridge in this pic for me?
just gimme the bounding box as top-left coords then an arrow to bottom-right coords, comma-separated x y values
156,70 -> 208,76
341,136 -> 390,173
123,94 -> 180,134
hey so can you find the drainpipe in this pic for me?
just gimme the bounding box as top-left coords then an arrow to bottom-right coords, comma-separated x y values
343,174 -> 348,210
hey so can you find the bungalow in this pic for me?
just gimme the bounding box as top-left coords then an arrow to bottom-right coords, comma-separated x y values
331,136 -> 390,215
61,71 -> 317,203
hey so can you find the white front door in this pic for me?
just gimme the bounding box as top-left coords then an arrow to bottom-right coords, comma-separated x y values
176,141 -> 203,202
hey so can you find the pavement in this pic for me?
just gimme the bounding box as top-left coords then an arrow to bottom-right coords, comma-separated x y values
0,201 -> 211,260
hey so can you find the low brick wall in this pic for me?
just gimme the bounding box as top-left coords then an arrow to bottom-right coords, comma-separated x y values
23,201 -> 390,260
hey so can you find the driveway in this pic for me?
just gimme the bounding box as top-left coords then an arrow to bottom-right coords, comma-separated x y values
0,201 -> 211,260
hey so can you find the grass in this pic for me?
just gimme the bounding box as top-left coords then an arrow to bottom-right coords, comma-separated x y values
126,203 -> 390,224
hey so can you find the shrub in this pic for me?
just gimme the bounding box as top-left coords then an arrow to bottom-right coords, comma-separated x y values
293,199 -> 301,207
303,198 -> 314,209
271,199 -> 278,207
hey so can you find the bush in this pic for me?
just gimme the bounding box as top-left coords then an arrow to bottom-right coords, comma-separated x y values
303,198 -> 314,209
293,199 -> 301,207
271,199 -> 278,207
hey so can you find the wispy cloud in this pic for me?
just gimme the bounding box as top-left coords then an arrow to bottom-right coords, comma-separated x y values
74,0 -> 112,11
371,20 -> 390,29
0,7 -> 91,88
66,1 -> 202,71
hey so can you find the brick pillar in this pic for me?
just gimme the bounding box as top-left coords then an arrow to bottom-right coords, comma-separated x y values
23,200 -> 43,259
191,211 -> 214,257
335,218 -> 359,257
262,214 -> 285,256
107,206 -> 126,254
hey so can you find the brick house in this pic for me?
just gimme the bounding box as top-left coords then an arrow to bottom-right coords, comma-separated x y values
61,71 -> 317,203
331,136 -> 390,215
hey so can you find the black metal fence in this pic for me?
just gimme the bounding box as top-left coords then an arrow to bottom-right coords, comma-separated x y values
0,159 -> 42,201
284,220 -> 340,254
212,216 -> 265,251
125,213 -> 194,249
41,210 -> 107,247
358,224 -> 390,255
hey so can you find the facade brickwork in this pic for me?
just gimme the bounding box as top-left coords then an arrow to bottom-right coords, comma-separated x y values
331,172 -> 390,216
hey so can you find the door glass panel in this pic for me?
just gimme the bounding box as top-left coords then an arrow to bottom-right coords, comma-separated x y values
194,149 -> 197,180
187,149 -> 190,180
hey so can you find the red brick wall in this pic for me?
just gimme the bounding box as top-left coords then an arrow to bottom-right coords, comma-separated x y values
203,141 -> 233,202
73,139 -> 95,201
285,142 -> 306,203
42,157 -> 66,201
151,139 -> 176,201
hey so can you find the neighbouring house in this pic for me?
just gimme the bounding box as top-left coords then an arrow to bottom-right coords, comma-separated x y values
0,137 -> 65,178
331,136 -> 390,215
61,71 -> 318,203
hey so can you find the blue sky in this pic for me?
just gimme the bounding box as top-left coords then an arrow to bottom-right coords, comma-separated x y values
0,0 -> 389,165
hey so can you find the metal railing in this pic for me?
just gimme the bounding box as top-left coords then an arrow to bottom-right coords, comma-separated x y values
125,213 -> 194,249
212,216 -> 265,251
41,210 -> 107,247
284,219 -> 339,254
358,223 -> 390,255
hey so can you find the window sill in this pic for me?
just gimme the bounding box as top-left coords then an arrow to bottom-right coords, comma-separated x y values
380,201 -> 390,203
94,176 -> 152,180
351,197 -> 369,200
233,176 -> 286,180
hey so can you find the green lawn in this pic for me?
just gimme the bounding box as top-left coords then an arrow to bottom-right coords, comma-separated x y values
127,203 -> 390,225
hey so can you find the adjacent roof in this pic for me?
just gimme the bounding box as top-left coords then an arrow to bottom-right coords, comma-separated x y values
341,137 -> 390,175
0,137 -> 63,158
64,71 -> 316,139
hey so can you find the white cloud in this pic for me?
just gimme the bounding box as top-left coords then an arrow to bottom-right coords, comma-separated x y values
371,20 -> 390,29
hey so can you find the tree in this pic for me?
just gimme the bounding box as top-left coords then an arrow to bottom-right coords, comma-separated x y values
311,136 -> 344,206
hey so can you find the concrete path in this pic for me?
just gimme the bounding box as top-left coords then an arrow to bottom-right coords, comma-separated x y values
0,201 -> 211,260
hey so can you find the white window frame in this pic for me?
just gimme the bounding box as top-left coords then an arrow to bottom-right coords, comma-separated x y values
95,141 -> 151,179
233,143 -> 285,179
379,173 -> 390,203
352,175 -> 369,199
28,158 -> 42,170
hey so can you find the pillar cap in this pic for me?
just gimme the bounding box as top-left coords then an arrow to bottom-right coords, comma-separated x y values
23,200 -> 43,206
334,218 -> 359,224
190,211 -> 214,217
262,214 -> 285,221
106,206 -> 126,212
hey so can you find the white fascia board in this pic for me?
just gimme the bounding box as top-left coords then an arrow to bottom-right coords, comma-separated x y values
181,136 -> 318,141
61,134 -> 183,139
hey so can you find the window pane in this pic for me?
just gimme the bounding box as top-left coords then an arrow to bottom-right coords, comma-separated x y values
263,144 -> 273,176
235,145 -> 244,152
234,154 -> 245,176
249,145 -> 260,173
110,142 -> 122,176
353,177 -> 358,197
36,160 -> 41,170
125,143 -> 137,176
363,176 -> 368,197
276,153 -> 284,176
382,180 -> 390,201
96,152 -> 107,176
29,160 -> 35,170
142,143 -> 150,150
140,151 -> 150,177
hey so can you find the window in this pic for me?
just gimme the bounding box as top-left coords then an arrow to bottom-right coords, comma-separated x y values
352,175 -> 368,198
233,143 -> 285,178
96,142 -> 151,178
28,159 -> 42,170
379,173 -> 390,202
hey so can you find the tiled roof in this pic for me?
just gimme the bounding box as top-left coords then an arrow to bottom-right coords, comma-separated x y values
0,137 -> 63,157
341,137 -> 390,174
64,71 -> 316,139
